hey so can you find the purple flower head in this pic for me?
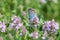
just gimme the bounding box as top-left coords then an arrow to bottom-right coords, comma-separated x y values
42,19 -> 59,34
9,15 -> 22,30
0,21 -> 2,28
51,19 -> 59,30
15,23 -> 23,30
29,32 -> 38,39
1,28 -> 5,32
42,21 -> 51,31
9,23 -> 15,29
0,21 -> 6,32
42,31 -> 47,40
20,28 -> 27,36
11,15 -> 21,24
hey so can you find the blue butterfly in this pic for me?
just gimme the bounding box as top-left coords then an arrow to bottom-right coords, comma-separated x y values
28,8 -> 39,28
28,8 -> 37,20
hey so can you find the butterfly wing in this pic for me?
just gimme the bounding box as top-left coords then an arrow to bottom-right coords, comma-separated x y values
29,13 -> 36,20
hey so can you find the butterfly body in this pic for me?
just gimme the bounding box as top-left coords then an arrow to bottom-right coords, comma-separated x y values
29,13 -> 36,19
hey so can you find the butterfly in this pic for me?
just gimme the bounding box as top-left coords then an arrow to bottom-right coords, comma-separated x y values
28,8 -> 37,20
28,8 -> 39,27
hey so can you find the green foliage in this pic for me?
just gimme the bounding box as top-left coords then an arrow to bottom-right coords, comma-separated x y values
0,0 -> 60,40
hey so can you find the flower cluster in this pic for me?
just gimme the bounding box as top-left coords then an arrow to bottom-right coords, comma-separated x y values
42,19 -> 59,33
20,27 -> 27,36
29,32 -> 38,39
42,19 -> 59,34
9,15 -> 27,35
0,21 -> 6,32
0,7 -> 59,40
42,31 -> 47,40
9,15 -> 21,30
19,23 -> 27,36
42,19 -> 59,39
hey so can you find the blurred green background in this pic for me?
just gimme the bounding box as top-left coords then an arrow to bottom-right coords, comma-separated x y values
0,0 -> 60,21
0,0 -> 60,40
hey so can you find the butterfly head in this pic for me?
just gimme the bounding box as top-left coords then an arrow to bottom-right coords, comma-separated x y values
28,8 -> 36,14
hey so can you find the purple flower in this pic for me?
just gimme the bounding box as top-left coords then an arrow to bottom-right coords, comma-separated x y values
0,21 -> 6,32
9,23 -> 15,29
1,28 -> 5,32
20,28 -> 27,36
42,21 -> 51,31
42,19 -> 59,34
0,21 -> 2,28
29,32 -> 38,39
9,15 -> 22,30
9,15 -> 27,32
51,19 -> 59,30
42,31 -> 47,40
11,15 -> 21,24
15,23 -> 23,30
